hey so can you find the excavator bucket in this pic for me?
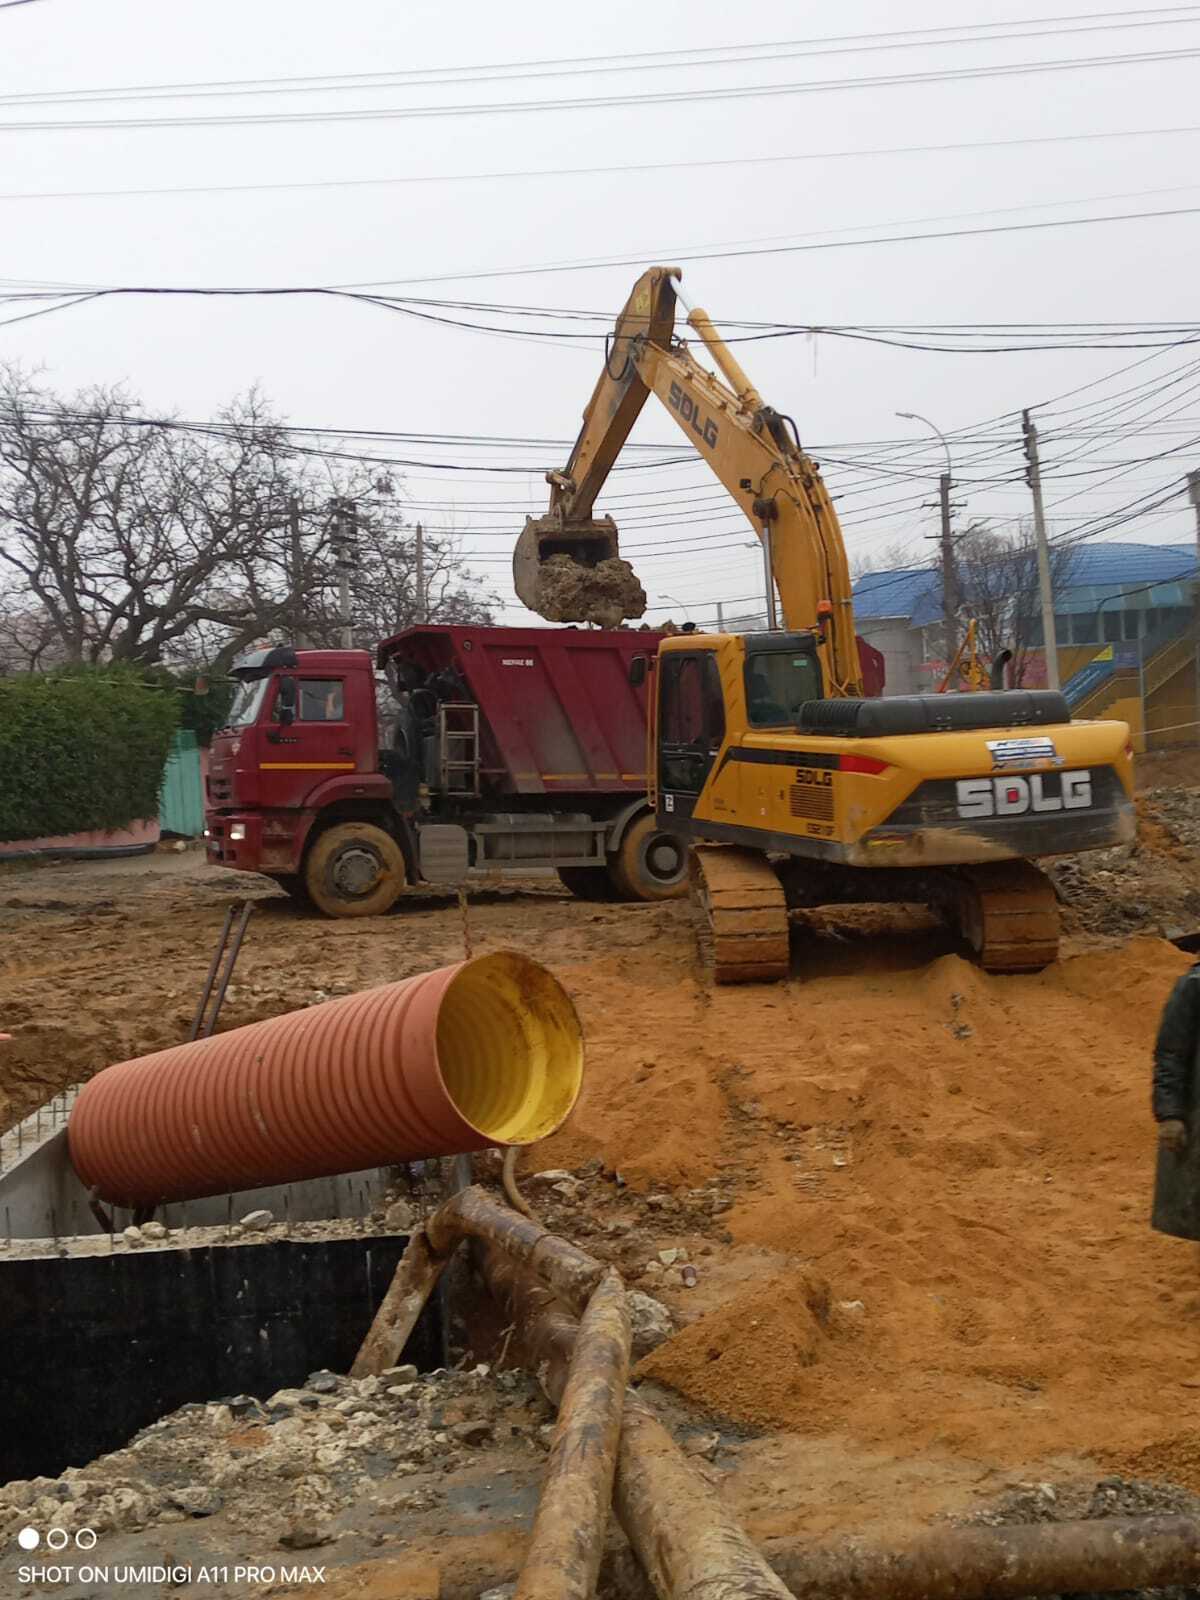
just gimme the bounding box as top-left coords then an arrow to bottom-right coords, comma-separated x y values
513,514 -> 646,629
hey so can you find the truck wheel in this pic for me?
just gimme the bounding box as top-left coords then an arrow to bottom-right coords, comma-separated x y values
608,816 -> 688,902
557,866 -> 617,902
304,823 -> 406,918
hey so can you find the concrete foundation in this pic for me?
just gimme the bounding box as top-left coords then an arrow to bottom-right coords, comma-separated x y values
0,1232 -> 441,1482
0,1091 -> 443,1483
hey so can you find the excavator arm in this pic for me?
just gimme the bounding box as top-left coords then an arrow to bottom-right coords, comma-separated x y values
511,268 -> 678,610
514,266 -> 863,696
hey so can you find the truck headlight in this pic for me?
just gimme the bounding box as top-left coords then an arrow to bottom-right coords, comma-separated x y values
229,824 -> 246,842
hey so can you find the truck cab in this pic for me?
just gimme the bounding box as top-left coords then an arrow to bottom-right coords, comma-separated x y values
205,646 -> 393,897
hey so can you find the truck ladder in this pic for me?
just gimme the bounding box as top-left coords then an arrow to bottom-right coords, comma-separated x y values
438,703 -> 481,797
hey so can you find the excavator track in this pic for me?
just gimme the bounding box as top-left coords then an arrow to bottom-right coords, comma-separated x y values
953,860 -> 1060,973
690,845 -> 790,984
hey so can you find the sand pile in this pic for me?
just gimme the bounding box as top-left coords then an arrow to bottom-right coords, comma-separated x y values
536,928 -> 1200,1473
533,554 -> 646,628
637,1270 -> 844,1428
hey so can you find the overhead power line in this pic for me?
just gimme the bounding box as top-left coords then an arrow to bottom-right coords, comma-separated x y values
8,226 -> 1200,349
353,201 -> 1200,285
5,122 -> 1200,206
7,10 -> 1200,107
15,8 -> 1185,98
2,44 -> 1197,132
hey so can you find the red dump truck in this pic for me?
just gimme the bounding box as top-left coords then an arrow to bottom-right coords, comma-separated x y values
204,624 -> 689,915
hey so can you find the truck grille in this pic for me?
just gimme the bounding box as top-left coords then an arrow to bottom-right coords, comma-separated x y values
789,782 -> 834,822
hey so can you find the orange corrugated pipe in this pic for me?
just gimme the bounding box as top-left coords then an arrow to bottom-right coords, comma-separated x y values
68,951 -> 583,1209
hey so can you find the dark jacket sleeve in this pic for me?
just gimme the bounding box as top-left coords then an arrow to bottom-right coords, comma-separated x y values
1153,971 -> 1200,1121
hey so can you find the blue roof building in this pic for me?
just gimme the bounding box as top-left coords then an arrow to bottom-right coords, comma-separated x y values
851,542 -> 1199,744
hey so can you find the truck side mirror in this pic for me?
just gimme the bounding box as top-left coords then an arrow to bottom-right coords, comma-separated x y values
629,655 -> 648,688
276,675 -> 297,726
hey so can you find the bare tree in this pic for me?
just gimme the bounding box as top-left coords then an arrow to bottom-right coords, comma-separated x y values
954,521 -> 1077,686
849,538 -> 925,582
350,519 -> 495,643
0,368 -> 496,673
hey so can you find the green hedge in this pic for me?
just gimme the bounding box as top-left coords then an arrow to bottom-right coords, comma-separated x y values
0,668 -> 180,843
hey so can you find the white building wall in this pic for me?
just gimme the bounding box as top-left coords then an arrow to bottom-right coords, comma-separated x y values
855,617 -> 921,696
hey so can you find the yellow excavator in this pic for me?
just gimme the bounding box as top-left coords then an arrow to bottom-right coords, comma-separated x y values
514,267 -> 1135,981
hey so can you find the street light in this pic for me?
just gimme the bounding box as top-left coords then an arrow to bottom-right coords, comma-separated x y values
896,410 -> 952,477
897,410 -> 958,663
660,592 -> 692,621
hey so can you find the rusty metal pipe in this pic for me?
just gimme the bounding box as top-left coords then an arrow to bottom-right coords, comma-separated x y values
353,1182 -> 601,1377
68,953 -> 583,1208
427,1183 -> 604,1315
454,1195 -> 791,1600
764,1514 -> 1200,1600
614,1394 -> 792,1600
515,1269 -> 631,1600
350,1225 -> 447,1379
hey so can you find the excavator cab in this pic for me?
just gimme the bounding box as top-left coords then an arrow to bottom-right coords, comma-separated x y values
741,638 -> 823,726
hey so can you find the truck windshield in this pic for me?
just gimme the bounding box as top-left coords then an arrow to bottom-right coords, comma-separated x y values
744,651 -> 822,727
224,678 -> 269,729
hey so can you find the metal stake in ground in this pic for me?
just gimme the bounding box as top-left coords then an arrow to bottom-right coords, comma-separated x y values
190,900 -> 254,1042
458,887 -> 473,960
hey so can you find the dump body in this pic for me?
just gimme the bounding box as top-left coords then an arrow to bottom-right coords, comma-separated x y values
376,624 -> 662,798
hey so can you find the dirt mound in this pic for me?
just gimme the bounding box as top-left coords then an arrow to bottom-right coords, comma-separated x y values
1106,1436 -> 1200,1497
1053,787 -> 1200,938
637,1269 -> 842,1428
532,554 -> 646,628
537,930 -> 1200,1472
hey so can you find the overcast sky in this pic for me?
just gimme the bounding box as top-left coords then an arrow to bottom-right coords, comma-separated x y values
3,0 -> 1199,625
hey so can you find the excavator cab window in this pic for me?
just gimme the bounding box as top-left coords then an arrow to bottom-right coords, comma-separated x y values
659,651 -> 726,800
744,650 -> 822,728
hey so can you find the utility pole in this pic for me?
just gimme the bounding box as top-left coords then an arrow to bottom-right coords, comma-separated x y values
938,472 -> 959,667
415,522 -> 426,624
1188,470 -> 1200,743
330,497 -> 357,649
288,496 -> 303,646
716,600 -> 725,632
1021,409 -> 1060,692
896,412 -> 958,673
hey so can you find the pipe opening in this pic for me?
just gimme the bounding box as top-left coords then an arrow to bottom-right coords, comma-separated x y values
436,951 -> 583,1145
